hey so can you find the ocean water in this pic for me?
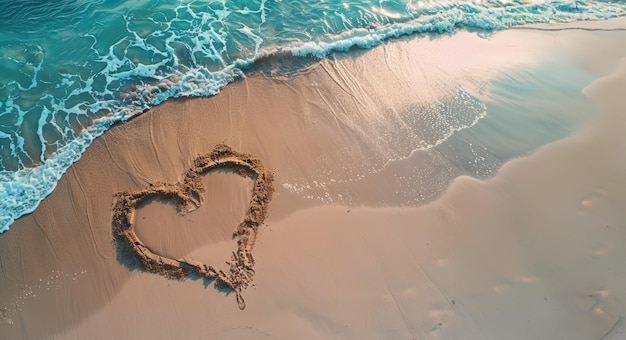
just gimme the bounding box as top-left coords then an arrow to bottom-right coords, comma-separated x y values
1,0 -> 625,232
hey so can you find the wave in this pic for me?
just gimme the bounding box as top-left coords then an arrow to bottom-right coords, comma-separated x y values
1,0 -> 626,232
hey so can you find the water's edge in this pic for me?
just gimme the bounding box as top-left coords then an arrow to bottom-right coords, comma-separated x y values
1,1 -> 626,232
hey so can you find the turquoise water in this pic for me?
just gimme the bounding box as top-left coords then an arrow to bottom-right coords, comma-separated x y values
1,0 -> 625,232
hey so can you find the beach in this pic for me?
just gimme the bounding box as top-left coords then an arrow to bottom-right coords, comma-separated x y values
2,17 -> 626,339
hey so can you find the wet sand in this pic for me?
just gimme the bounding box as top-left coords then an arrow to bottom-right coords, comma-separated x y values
2,18 -> 626,339
111,144 -> 274,309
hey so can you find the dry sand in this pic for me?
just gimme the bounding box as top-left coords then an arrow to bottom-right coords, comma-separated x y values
1,18 -> 626,339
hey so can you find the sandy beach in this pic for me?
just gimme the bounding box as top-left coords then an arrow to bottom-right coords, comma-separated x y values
2,18 -> 626,339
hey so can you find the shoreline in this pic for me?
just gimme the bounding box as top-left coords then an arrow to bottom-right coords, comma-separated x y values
1,19 -> 626,338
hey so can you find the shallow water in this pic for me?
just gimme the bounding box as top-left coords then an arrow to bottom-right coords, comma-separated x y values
285,59 -> 596,206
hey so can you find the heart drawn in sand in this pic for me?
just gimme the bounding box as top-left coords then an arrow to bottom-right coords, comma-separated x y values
111,144 -> 274,310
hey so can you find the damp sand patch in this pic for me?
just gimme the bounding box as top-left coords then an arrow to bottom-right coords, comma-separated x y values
111,144 -> 274,309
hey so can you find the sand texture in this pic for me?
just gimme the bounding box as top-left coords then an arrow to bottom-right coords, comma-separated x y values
112,144 -> 274,309
1,18 -> 626,339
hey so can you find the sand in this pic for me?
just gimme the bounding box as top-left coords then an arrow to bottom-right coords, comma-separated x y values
111,144 -> 274,309
1,18 -> 626,339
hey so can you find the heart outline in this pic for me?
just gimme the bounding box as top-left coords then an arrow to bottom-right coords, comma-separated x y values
111,144 -> 274,310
